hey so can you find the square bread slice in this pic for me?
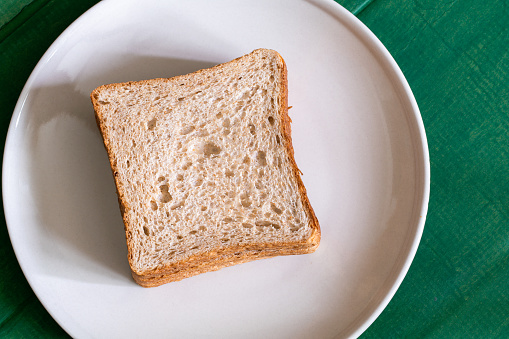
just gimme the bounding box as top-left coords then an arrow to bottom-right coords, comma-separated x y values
91,49 -> 320,287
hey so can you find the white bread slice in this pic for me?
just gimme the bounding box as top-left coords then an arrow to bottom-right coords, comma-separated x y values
91,49 -> 320,287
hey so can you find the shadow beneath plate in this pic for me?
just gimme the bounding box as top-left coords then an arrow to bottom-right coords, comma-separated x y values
27,55 -> 218,285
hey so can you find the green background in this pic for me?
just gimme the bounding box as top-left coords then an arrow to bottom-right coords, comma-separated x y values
0,0 -> 507,337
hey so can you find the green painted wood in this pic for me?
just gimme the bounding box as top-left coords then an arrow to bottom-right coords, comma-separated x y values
0,215 -> 34,326
0,0 -> 35,28
0,296 -> 68,338
0,0 -> 507,337
356,0 -> 509,337
337,0 -> 375,15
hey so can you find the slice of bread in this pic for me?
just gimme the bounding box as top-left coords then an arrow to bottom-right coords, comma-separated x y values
91,49 -> 320,287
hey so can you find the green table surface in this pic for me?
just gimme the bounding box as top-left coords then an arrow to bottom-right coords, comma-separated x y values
0,0 -> 507,337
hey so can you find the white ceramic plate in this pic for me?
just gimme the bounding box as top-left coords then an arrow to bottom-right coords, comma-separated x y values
3,0 -> 429,337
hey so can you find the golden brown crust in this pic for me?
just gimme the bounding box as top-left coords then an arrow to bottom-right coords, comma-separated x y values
91,49 -> 320,287
275,53 -> 321,249
132,239 -> 318,287
92,88 -> 140,268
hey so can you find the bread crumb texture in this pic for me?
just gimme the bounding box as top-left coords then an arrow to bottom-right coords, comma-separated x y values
91,49 -> 320,286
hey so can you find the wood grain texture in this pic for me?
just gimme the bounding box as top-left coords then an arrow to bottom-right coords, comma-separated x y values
358,0 -> 509,337
0,0 -> 35,28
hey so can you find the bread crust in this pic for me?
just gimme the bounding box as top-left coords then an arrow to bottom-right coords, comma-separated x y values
275,53 -> 321,250
91,49 -> 320,287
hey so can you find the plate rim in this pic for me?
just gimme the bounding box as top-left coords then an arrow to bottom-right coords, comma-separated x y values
318,0 -> 430,336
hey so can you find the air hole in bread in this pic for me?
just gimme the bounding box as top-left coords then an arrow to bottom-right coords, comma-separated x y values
225,169 -> 234,177
223,217 -> 233,223
223,129 -> 230,136
98,100 -> 109,105
271,203 -> 283,215
191,245 -> 199,250
202,142 -> 221,157
181,125 -> 195,135
147,117 -> 157,130
150,200 -> 158,211
240,192 -> 251,208
248,124 -> 256,135
243,156 -> 250,164
201,206 -> 207,211
275,135 -> 280,144
199,226 -> 207,231
194,177 -> 203,186
216,112 -> 223,119
182,161 -> 193,170
189,230 -> 198,235
159,185 -> 172,203
268,116 -> 275,125
178,97 -> 185,102
222,118 -> 230,128
242,223 -> 253,228
126,160 -> 130,167
176,174 -> 184,181
177,235 -> 183,240
240,90 -> 252,101
256,151 -> 267,166
158,176 -> 165,182
143,226 -> 150,236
